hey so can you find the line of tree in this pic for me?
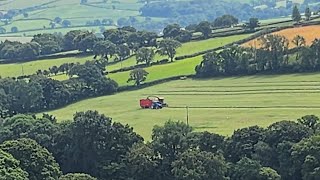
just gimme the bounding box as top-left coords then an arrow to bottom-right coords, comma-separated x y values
0,110 -> 320,180
195,34 -> 320,77
0,26 -> 158,61
0,14 -> 253,62
0,61 -> 117,118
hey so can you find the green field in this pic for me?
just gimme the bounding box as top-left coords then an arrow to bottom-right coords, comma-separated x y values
45,73 -> 320,140
0,33 -> 250,78
108,34 -> 251,85
0,0 -> 146,36
0,55 -> 93,77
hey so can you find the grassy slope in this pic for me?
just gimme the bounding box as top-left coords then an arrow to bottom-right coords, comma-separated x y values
0,55 -> 93,77
108,34 -> 251,85
106,34 -> 250,72
0,0 -> 143,36
0,0 -> 53,10
46,73 -> 320,140
0,33 -> 249,79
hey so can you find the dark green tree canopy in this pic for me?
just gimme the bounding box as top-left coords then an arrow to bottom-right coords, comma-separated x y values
172,150 -> 228,180
136,47 -> 155,66
59,173 -> 97,180
0,149 -> 29,180
0,138 -> 62,180
157,39 -> 181,62
292,5 -> 301,22
127,68 -> 149,86
53,110 -> 143,179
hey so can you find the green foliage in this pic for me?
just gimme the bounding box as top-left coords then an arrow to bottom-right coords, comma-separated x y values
265,121 -> 312,147
93,40 -> 116,60
32,33 -> 63,55
59,173 -> 97,180
0,66 -> 117,116
127,68 -> 149,86
214,14 -> 239,27
63,30 -> 83,50
225,126 -> 266,162
136,47 -> 155,66
53,110 -> 143,179
0,114 -> 58,149
305,7 -> 312,21
121,143 -> 158,180
172,150 -> 228,180
0,138 -> 62,180
74,31 -> 98,52
157,39 -> 182,62
196,21 -> 212,39
0,41 -> 40,60
298,115 -> 319,133
195,34 -> 320,78
258,167 -> 281,180
230,157 -> 262,180
151,121 -> 193,179
163,24 -> 192,43
191,131 -> 225,154
117,44 -> 131,60
245,18 -> 259,30
0,149 -> 29,180
292,135 -> 320,180
292,5 -> 301,22
152,120 -> 192,158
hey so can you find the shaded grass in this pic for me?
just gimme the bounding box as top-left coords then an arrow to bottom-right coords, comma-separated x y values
45,72 -> 320,140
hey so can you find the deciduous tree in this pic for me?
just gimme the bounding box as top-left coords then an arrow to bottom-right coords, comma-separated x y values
157,39 -> 181,62
127,68 -> 149,86
136,47 -> 155,66
0,138 -> 62,180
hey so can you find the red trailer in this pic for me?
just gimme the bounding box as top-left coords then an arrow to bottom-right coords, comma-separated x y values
139,96 -> 168,109
140,98 -> 153,108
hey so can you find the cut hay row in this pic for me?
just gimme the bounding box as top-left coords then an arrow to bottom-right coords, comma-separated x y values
45,73 -> 320,140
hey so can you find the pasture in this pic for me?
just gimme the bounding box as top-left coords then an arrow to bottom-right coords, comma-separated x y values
107,34 -> 251,71
0,34 -> 250,78
243,25 -> 320,48
0,0 -> 143,35
46,72 -> 320,140
0,55 -> 93,77
107,34 -> 251,85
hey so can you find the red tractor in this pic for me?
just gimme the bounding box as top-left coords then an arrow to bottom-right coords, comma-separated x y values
140,96 -> 168,109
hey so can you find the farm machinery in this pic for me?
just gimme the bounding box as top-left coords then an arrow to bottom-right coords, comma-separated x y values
140,96 -> 168,109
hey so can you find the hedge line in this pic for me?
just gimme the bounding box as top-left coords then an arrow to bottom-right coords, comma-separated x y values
107,59 -> 169,74
117,75 -> 195,92
175,25 -> 296,61
107,25 -> 298,74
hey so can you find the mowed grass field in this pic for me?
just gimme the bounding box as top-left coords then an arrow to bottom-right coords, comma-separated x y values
45,72 -> 320,140
243,25 -> 320,48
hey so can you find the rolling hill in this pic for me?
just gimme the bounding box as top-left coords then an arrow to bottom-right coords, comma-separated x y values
45,73 -> 320,140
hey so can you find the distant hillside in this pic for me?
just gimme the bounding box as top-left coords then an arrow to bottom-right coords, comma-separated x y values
0,0 -> 318,36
